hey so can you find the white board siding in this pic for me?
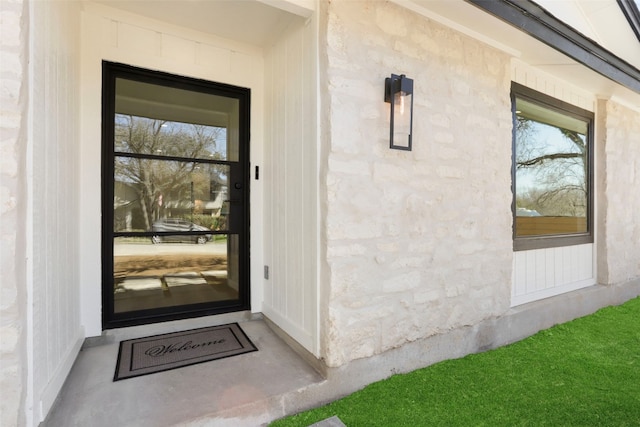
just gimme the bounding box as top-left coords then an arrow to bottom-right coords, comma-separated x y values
511,59 -> 594,112
510,60 -> 596,307
263,17 -> 318,355
30,1 -> 84,424
512,244 -> 596,306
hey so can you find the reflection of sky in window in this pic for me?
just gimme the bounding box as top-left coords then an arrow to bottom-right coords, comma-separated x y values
515,118 -> 586,194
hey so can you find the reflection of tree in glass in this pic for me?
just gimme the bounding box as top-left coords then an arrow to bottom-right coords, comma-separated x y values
114,115 -> 226,230
115,114 -> 226,157
516,117 -> 587,217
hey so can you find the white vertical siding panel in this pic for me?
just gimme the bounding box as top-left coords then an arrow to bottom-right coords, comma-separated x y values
511,63 -> 524,88
52,52 -> 62,367
274,38 -> 288,315
534,76 -> 544,95
278,41 -> 289,316
562,246 -> 573,284
264,51 -> 274,311
555,246 -> 564,284
574,245 -> 584,281
512,256 -> 517,299
196,43 -> 232,75
291,27 -> 308,327
302,17 -> 316,334
560,247 -> 570,283
565,246 -> 573,282
525,250 -> 535,292
271,38 -> 281,313
269,44 -> 279,313
62,53 -> 74,350
31,2 -> 47,398
554,246 -> 563,284
269,46 -> 277,313
262,17 -> 317,353
107,19 -> 118,48
44,44 -> 55,377
553,85 -> 564,104
276,34 -> 287,316
575,245 -> 584,281
285,25 -> 305,326
161,34 -> 196,64
300,22 -> 314,335
581,243 -> 594,281
266,41 -> 276,311
118,22 -> 159,55
512,244 -> 595,306
511,59 -> 594,111
534,249 -> 546,291
230,51 -> 257,86
586,244 -> 594,280
30,1 -> 84,422
572,245 -> 582,282
544,248 -> 555,288
513,252 -> 527,296
524,250 -> 536,293
565,246 -> 574,282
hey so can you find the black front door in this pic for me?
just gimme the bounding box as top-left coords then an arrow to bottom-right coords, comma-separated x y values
102,62 -> 250,329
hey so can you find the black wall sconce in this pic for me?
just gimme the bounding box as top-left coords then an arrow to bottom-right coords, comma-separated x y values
384,73 -> 413,151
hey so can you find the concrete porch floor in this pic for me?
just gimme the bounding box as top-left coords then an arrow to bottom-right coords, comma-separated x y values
42,315 -> 326,427
43,283 -> 640,427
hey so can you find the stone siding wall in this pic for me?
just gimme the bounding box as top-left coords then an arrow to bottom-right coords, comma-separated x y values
321,0 -> 514,367
599,100 -> 640,285
0,0 -> 26,425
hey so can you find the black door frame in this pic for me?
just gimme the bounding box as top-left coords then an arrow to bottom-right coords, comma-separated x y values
101,61 -> 251,329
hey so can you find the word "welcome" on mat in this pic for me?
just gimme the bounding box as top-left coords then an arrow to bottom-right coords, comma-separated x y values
114,323 -> 257,381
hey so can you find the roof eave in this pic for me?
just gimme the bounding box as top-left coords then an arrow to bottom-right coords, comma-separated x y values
465,0 -> 640,95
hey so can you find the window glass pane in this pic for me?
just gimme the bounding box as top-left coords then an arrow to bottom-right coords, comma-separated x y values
514,98 -> 589,237
114,159 -> 229,233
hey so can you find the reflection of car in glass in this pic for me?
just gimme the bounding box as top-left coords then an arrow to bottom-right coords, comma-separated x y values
151,218 -> 212,244
516,208 -> 542,217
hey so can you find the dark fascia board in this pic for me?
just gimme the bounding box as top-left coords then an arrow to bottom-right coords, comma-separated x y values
617,0 -> 640,42
465,0 -> 640,94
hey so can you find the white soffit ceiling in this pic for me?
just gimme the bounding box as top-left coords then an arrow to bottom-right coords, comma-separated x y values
93,0 -> 308,47
535,0 -> 640,68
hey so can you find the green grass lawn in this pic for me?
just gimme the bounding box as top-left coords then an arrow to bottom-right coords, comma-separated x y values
271,297 -> 640,427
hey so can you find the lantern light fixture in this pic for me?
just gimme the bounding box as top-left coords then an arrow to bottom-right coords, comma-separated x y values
384,73 -> 414,151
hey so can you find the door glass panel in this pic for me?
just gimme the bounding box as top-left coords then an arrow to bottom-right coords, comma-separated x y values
113,159 -> 229,233
115,78 -> 239,161
113,235 -> 238,313
114,114 -> 227,160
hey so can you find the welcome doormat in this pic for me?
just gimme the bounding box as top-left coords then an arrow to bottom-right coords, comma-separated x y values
114,323 -> 257,381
